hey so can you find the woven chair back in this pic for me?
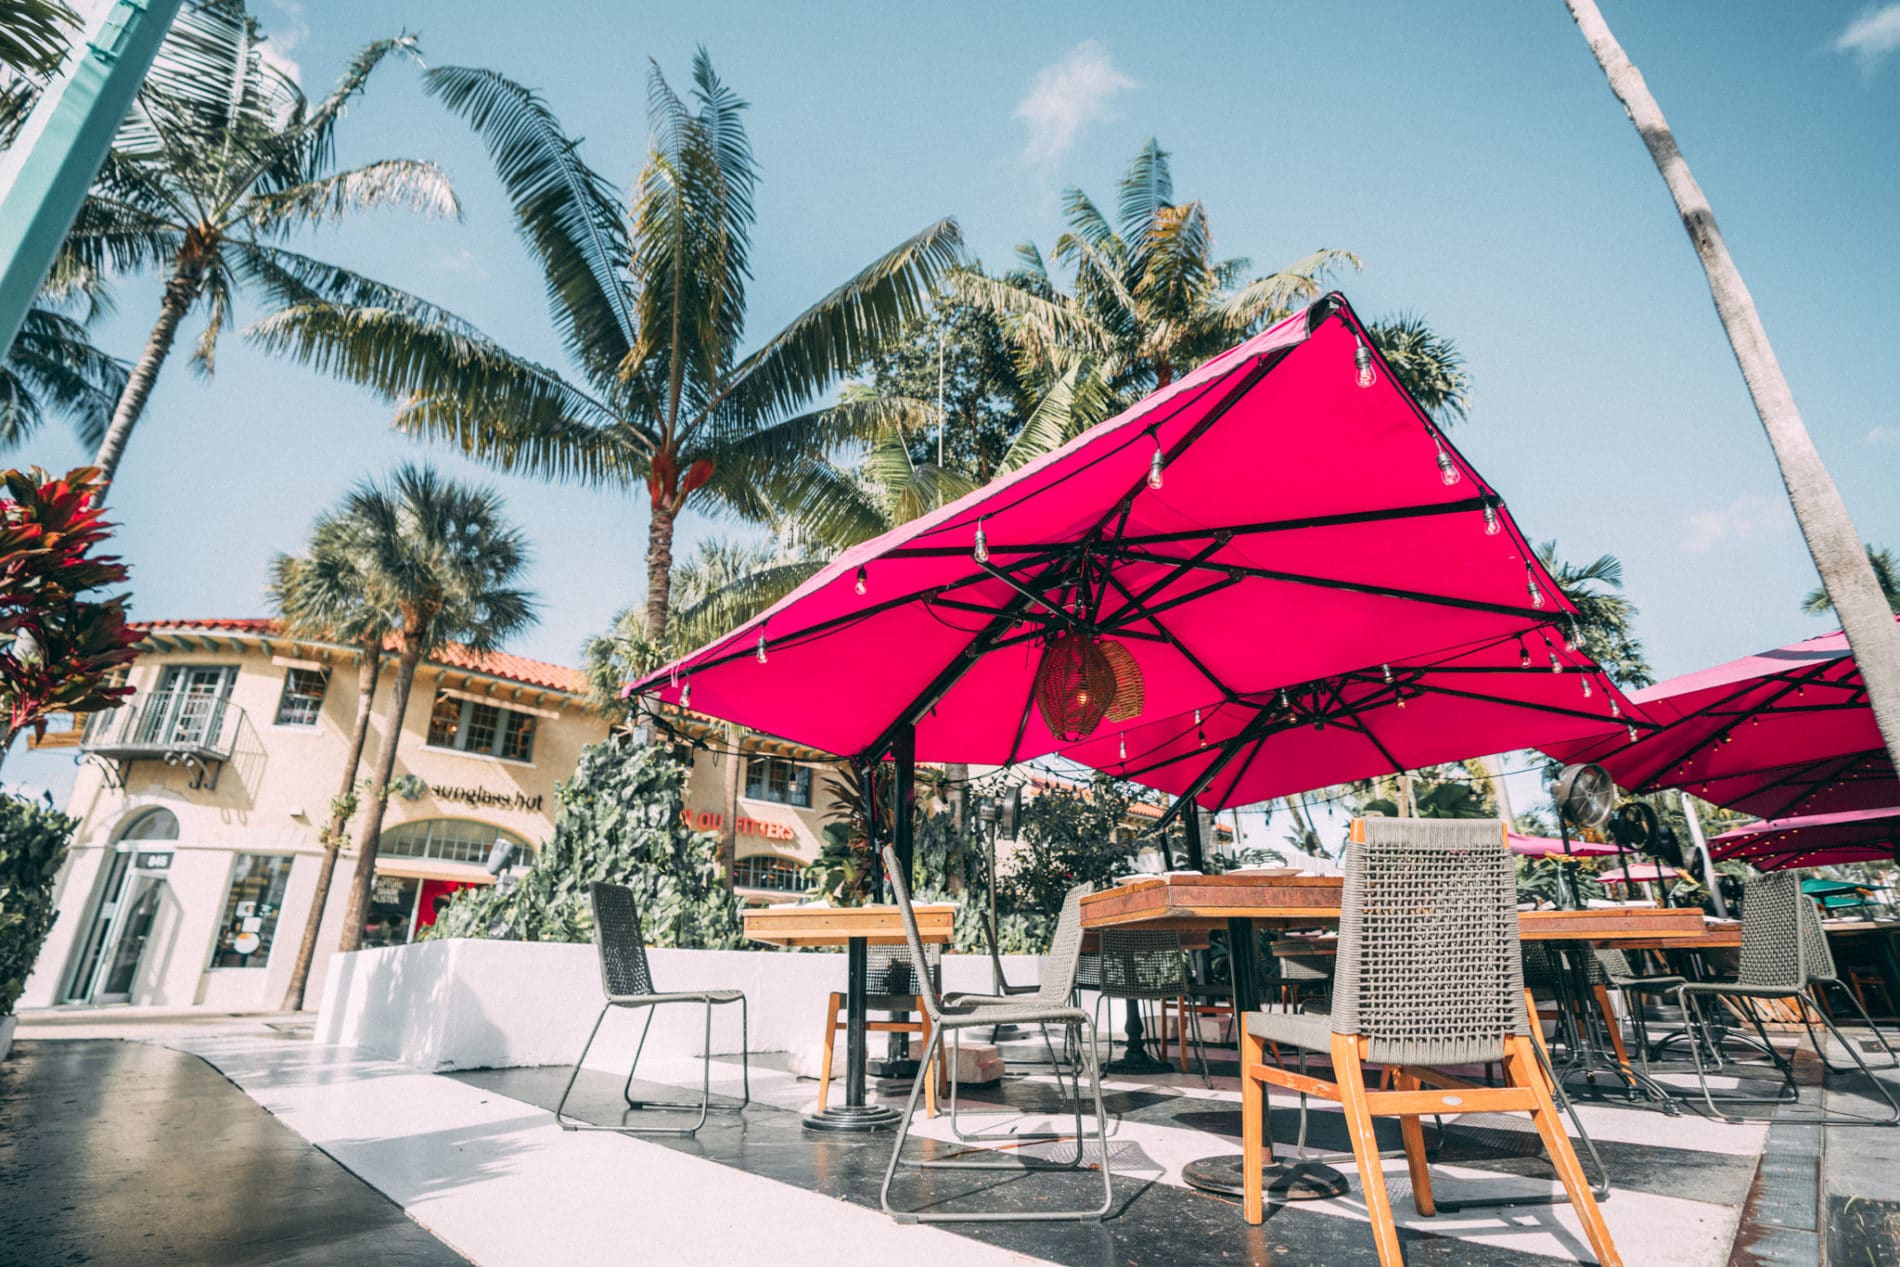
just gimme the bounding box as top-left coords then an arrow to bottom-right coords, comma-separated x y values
881,846 -> 947,1022
1334,818 -> 1528,1067
589,882 -> 656,999
1736,872 -> 1807,991
1096,929 -> 1189,999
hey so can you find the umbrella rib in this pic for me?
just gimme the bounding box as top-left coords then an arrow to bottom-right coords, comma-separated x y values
1115,548 -> 1549,621
1097,568 -> 1240,700
1410,679 -> 1634,728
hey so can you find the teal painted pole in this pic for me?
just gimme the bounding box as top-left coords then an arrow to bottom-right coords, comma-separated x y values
0,0 -> 184,356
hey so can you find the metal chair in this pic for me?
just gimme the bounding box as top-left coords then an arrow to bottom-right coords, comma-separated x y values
1675,872 -> 1898,1125
1238,818 -> 1620,1267
554,882 -> 750,1136
816,942 -> 946,1117
1592,947 -> 1684,1079
1087,929 -> 1210,1086
878,845 -> 1114,1224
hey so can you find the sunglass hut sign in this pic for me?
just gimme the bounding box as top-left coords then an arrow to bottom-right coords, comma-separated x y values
431,784 -> 546,813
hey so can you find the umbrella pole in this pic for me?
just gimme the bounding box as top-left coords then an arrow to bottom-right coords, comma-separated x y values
1680,791 -> 1729,918
1183,806 -> 1207,872
1557,817 -> 1579,910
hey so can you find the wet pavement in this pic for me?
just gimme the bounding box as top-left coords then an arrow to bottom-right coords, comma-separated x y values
0,1039 -> 467,1267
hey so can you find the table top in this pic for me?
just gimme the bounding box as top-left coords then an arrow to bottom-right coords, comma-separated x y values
1082,873 -> 1708,943
741,903 -> 954,948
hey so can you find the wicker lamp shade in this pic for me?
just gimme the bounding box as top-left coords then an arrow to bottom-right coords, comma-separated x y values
1097,638 -> 1145,723
1035,632 -> 1117,741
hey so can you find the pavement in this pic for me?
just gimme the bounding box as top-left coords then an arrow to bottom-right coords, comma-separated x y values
1,1009 -> 1895,1266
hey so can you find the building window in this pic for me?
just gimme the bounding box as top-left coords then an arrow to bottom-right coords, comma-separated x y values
381,819 -> 530,867
208,854 -> 293,969
118,807 -> 179,841
425,692 -> 538,763
745,757 -> 813,808
138,664 -> 236,746
732,855 -> 809,893
274,667 -> 329,726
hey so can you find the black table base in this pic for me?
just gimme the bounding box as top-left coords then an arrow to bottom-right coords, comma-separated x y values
803,1103 -> 904,1132
1104,997 -> 1173,1074
806,935 -> 902,1133
1183,1155 -> 1349,1200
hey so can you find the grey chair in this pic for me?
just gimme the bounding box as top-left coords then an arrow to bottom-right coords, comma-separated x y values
1593,947 -> 1685,1078
1085,929 -> 1210,1086
554,882 -> 750,1136
878,845 -> 1114,1224
1676,872 -> 1898,1124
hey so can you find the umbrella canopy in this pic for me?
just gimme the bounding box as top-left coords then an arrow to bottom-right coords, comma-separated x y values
1543,621 -> 1898,818
1709,805 -> 1900,871
1597,862 -> 1682,884
631,295 -> 1639,808
1510,833 -> 1620,859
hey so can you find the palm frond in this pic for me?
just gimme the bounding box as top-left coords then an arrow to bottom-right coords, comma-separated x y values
1367,313 -> 1469,423
0,0 -> 78,78
1116,138 -> 1173,243
245,158 -> 460,232
0,305 -> 127,451
1215,249 -> 1361,332
298,34 -> 423,173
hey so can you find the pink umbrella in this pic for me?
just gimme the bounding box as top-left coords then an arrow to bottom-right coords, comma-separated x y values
630,294 -> 1638,813
1597,862 -> 1683,884
1510,833 -> 1620,858
1709,805 -> 1900,871
1543,622 -> 1897,818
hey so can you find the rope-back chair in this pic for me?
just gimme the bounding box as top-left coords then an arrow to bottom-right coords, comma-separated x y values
554,882 -> 749,1136
1238,819 -> 1620,1267
815,942 -> 945,1116
878,846 -> 1113,1223
1675,872 -> 1897,1124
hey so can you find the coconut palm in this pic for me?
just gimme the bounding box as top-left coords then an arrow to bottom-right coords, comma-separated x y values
268,509 -> 398,1010
1803,545 -> 1900,616
955,141 -> 1467,467
0,0 -> 76,77
326,464 -> 537,953
1564,0 -> 1900,780
56,3 -> 456,488
0,305 -> 126,450
1536,540 -> 1653,689
249,51 -> 961,644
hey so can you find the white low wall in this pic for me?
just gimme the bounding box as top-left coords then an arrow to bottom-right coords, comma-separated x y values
315,938 -> 1052,1073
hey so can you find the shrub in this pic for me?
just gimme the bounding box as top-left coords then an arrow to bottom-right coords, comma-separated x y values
0,795 -> 77,1018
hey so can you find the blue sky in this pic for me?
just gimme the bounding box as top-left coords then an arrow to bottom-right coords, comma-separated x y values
8,1 -> 1898,807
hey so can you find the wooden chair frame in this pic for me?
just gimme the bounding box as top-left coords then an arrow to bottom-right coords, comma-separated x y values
816,990 -> 945,1118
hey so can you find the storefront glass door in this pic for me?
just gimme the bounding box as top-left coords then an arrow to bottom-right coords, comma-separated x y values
93,877 -> 164,1002
64,850 -> 132,1001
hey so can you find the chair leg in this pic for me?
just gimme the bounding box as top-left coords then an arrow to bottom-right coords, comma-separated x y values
816,992 -> 841,1113
1332,1033 -> 1404,1267
1175,998 -> 1189,1073
920,1006 -> 938,1119
1395,1069 -> 1436,1217
1594,985 -> 1633,1074
1507,1034 -> 1622,1266
1241,1027 -> 1268,1225
880,1025 -> 943,1222
622,1006 -> 658,1106
555,1002 -> 611,1131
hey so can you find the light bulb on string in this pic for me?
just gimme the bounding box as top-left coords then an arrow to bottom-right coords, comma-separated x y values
1435,441 -> 1460,486
1119,733 -> 1127,761
973,519 -> 989,564
1482,502 -> 1500,536
1545,637 -> 1561,673
1563,618 -> 1579,652
854,565 -> 867,595
1354,337 -> 1374,388
680,679 -> 692,708
1382,663 -> 1393,683
1581,676 -> 1593,698
1395,692 -> 1406,710
1518,640 -> 1532,670
1526,566 -> 1545,609
1609,696 -> 1621,718
1627,723 -> 1640,743
1147,436 -> 1165,491
756,634 -> 768,664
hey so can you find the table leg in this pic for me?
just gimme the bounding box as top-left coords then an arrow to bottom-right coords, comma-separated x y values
1104,997 -> 1171,1074
1182,918 -> 1348,1201
804,936 -> 902,1132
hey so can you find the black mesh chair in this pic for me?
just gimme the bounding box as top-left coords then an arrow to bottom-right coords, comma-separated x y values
878,845 -> 1113,1224
554,882 -> 750,1136
1086,929 -> 1210,1085
1676,872 -> 1898,1124
1593,947 -> 1685,1078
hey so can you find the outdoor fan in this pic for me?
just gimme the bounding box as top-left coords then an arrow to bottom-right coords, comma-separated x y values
1553,763 -> 1616,831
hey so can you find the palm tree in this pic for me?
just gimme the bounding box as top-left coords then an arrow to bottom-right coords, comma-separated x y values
1803,545 -> 1900,616
1564,0 -> 1900,784
1536,540 -> 1654,689
269,510 -> 396,1011
249,50 -> 961,644
328,464 -> 537,953
0,0 -> 76,77
58,3 -> 456,489
956,141 -> 1467,467
1,304 -> 125,450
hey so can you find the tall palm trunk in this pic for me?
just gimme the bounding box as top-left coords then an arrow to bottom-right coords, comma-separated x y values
645,502 -> 678,642
280,641 -> 382,1010
337,637 -> 424,953
94,250 -> 206,491
1564,0 -> 1900,772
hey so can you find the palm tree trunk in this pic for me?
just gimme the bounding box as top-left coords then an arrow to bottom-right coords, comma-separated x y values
1564,0 -> 1900,772
336,639 -> 424,954
280,642 -> 382,1010
93,254 -> 203,493
645,502 -> 678,642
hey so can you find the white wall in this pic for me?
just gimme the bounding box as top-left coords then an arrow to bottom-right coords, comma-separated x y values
316,939 -> 1052,1073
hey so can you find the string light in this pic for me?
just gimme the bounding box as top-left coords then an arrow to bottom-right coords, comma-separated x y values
1435,441 -> 1460,486
1609,696 -> 1621,718
1119,733 -> 1127,761
1581,676 -> 1593,698
1527,566 -> 1545,609
1483,502 -> 1500,536
1627,723 -> 1640,742
756,634 -> 768,664
681,679 -> 692,708
1545,636 -> 1562,673
1354,337 -> 1375,389
973,519 -> 989,564
854,565 -> 867,595
1382,663 -> 1393,683
1395,692 -> 1406,710
1519,639 -> 1532,670
1147,435 -> 1165,491
1563,618 -> 1579,652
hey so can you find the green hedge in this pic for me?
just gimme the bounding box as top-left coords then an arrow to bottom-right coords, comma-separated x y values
1,795 -> 77,1018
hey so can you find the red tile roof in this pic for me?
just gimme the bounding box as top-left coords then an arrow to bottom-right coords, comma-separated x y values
134,619 -> 588,695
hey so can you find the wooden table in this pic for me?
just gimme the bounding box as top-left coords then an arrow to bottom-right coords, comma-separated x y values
744,904 -> 953,1132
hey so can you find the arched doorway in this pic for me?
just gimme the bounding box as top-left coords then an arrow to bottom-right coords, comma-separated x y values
64,808 -> 180,1003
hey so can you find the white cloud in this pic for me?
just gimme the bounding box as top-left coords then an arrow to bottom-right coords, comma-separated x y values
1834,4 -> 1900,73
438,248 -> 490,281
263,0 -> 308,85
1867,424 -> 1900,446
1682,493 -> 1794,554
1015,42 -> 1135,163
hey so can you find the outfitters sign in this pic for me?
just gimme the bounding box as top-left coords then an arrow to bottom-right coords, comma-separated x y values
679,809 -> 798,842
431,784 -> 545,813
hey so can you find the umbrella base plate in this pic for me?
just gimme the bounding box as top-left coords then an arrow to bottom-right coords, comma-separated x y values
1182,1156 -> 1349,1201
803,1103 -> 902,1133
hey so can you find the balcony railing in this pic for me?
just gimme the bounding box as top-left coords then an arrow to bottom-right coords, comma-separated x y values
82,690 -> 244,789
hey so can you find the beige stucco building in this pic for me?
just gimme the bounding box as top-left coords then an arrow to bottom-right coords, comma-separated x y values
23,618 -> 834,1014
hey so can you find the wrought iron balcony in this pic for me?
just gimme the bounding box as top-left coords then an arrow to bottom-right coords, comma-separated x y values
81,690 -> 244,790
